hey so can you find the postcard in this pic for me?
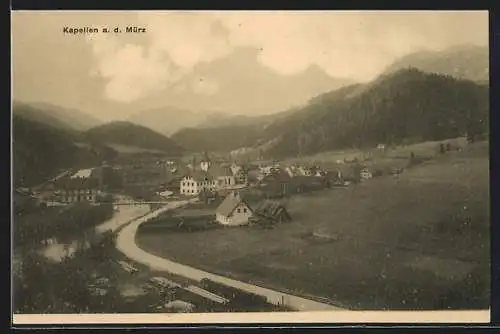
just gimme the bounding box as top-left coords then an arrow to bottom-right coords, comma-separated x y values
11,10 -> 490,325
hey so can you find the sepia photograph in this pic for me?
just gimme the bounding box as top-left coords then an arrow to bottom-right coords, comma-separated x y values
11,10 -> 490,324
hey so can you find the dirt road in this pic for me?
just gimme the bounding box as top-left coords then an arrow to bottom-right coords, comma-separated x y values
115,200 -> 343,312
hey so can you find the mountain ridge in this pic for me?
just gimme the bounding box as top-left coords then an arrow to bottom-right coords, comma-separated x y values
12,100 -> 102,132
171,68 -> 488,159
12,115 -> 117,188
85,121 -> 185,156
382,45 -> 488,82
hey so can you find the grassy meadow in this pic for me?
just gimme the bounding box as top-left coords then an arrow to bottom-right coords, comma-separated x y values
136,140 -> 489,310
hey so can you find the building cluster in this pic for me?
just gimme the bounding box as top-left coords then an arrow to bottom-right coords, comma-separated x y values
16,148 -> 385,214
22,164 -> 117,207
214,191 -> 292,227
179,153 -> 247,196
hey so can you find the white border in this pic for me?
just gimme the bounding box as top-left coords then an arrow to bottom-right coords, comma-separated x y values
13,310 -> 490,325
11,10 -> 492,326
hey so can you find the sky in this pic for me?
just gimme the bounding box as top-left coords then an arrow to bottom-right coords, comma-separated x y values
12,10 -> 489,121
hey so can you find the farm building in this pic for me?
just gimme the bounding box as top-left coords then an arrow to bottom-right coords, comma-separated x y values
53,177 -> 100,204
215,192 -> 253,226
292,175 -> 328,193
251,200 -> 291,225
260,170 -> 294,198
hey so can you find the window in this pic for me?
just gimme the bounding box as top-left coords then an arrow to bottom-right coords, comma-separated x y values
237,208 -> 241,213
243,208 -> 247,213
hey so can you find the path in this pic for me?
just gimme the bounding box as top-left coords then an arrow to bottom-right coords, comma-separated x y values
95,204 -> 150,234
115,200 -> 343,312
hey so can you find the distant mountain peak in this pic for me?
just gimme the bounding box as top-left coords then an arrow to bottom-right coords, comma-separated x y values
383,44 -> 488,83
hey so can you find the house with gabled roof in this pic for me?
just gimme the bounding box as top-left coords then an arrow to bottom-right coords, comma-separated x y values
215,192 -> 253,226
260,169 -> 294,198
251,200 -> 291,225
209,164 -> 236,189
180,171 -> 217,196
53,177 -> 100,203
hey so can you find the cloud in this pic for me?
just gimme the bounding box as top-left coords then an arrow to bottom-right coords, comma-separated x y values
87,32 -> 186,102
86,11 -> 488,102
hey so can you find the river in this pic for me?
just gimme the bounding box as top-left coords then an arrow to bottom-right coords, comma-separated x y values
41,198 -> 151,262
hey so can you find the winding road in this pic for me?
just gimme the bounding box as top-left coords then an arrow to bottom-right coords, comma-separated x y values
113,199 -> 343,312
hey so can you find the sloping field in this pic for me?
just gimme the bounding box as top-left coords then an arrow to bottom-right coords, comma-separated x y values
137,141 -> 490,310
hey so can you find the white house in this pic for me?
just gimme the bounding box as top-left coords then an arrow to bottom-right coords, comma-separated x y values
315,169 -> 327,177
180,172 -> 217,196
259,165 -> 275,176
297,166 -> 313,176
230,163 -> 241,176
215,192 -> 253,226
53,177 -> 100,204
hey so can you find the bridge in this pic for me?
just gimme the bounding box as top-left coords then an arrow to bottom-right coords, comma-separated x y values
113,201 -> 173,206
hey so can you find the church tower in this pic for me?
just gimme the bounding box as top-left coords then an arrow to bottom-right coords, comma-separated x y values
200,152 -> 211,172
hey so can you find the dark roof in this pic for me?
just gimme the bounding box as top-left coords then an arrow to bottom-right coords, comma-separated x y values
184,170 -> 213,182
201,151 -> 211,163
263,169 -> 292,183
292,175 -> 326,185
216,192 -> 250,217
254,200 -> 290,219
54,177 -> 99,190
208,165 -> 233,178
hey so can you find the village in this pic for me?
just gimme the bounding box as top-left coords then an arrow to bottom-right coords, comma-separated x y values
15,144 -> 396,224
13,134 -> 489,312
13,141 -> 410,312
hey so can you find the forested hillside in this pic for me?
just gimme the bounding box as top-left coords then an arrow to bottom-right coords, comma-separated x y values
85,121 -> 185,156
13,116 -> 117,188
265,69 -> 488,158
171,69 -> 489,159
